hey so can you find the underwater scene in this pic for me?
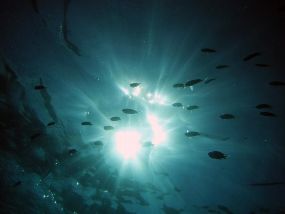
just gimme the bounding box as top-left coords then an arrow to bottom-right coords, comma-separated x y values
0,0 -> 285,213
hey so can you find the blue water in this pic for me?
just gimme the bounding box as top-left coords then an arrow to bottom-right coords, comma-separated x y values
0,0 -> 285,213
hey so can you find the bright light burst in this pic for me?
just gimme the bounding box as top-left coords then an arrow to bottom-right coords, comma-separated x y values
147,114 -> 167,145
114,130 -> 142,159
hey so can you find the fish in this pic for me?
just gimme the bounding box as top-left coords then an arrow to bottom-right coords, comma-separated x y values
185,79 -> 203,87
255,63 -> 270,67
129,83 -> 140,88
269,81 -> 285,86
216,65 -> 229,69
122,108 -> 138,114
142,141 -> 154,148
220,114 -> 235,119
172,102 -> 183,107
249,182 -> 285,186
110,116 -> 121,121
94,140 -> 103,146
204,78 -> 216,84
34,85 -> 46,90
255,104 -> 272,109
260,112 -> 276,117
186,105 -> 199,110
243,52 -> 261,61
30,0 -> 39,14
104,125 -> 114,131
30,133 -> 42,140
217,205 -> 233,214
68,148 -> 77,156
13,181 -> 22,187
47,121 -> 56,126
208,151 -> 227,159
174,186 -> 181,192
185,131 -> 200,137
162,204 -> 184,214
201,48 -> 216,53
81,121 -> 92,125
173,83 -> 185,88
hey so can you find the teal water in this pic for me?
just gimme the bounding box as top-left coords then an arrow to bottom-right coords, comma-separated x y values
0,0 -> 285,213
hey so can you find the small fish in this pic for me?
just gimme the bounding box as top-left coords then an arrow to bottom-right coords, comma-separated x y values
186,105 -> 199,110
30,133 -> 42,140
142,141 -> 154,147
13,181 -> 22,187
68,148 -> 77,156
81,121 -> 92,125
249,182 -> 285,186
208,151 -> 227,159
256,104 -> 272,109
122,108 -> 138,114
94,140 -> 103,146
201,48 -> 216,53
216,65 -> 229,69
130,82 -> 141,88
104,125 -> 114,131
220,114 -> 235,119
243,52 -> 261,61
110,116 -> 121,121
185,79 -> 203,87
217,205 -> 233,214
260,112 -> 276,117
173,83 -> 184,88
174,186 -> 181,192
162,204 -> 184,214
172,102 -> 183,107
204,78 -> 216,84
34,85 -> 46,90
269,81 -> 285,86
185,131 -> 200,137
255,63 -> 270,67
47,121 -> 56,126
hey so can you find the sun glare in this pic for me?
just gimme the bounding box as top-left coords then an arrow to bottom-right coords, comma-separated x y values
114,130 -> 142,159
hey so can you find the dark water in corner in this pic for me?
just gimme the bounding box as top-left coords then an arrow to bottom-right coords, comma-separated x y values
0,0 -> 285,213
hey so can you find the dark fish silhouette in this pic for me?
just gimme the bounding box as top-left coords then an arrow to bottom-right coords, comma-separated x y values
68,148 -> 77,156
220,114 -> 235,119
110,116 -> 121,121
185,131 -> 200,137
260,112 -> 276,117
162,204 -> 184,214
142,141 -> 154,148
256,104 -> 272,109
104,126 -> 114,131
81,121 -> 92,125
185,79 -> 203,87
255,63 -> 270,67
94,140 -> 103,146
30,133 -> 42,140
216,65 -> 229,69
34,85 -> 45,90
217,205 -> 233,214
243,52 -> 261,61
249,182 -> 285,186
47,121 -> 56,126
173,83 -> 184,88
204,78 -> 216,84
13,181 -> 22,187
208,151 -> 227,159
186,105 -> 199,110
30,0 -> 39,14
122,108 -> 138,114
130,83 -> 140,88
172,102 -> 183,107
269,81 -> 285,86
201,48 -> 216,53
